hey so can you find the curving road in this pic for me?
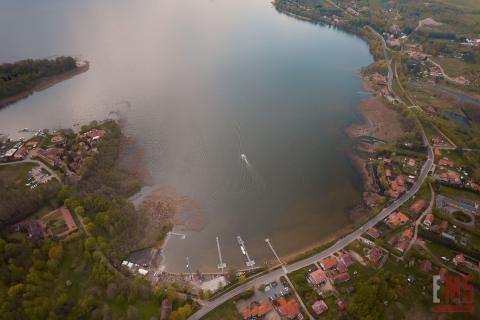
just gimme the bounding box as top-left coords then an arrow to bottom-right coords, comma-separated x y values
189,145 -> 434,319
366,26 -> 393,93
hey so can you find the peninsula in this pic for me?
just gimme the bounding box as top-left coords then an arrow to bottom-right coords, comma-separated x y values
0,56 -> 89,108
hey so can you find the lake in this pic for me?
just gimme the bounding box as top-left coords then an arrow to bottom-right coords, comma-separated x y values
0,0 -> 372,271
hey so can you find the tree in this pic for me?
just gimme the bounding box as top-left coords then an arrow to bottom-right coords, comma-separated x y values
48,244 -> 63,261
85,237 -> 97,252
226,267 -> 238,283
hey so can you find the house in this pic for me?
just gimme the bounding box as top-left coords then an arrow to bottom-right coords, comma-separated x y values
453,254 -> 465,267
320,256 -> 338,270
278,297 -> 300,319
366,227 -> 381,239
410,199 -> 426,215
309,269 -> 327,286
85,128 -> 106,140
336,262 -> 347,273
395,175 -> 406,186
423,213 -> 435,227
470,182 -> 480,193
339,253 -> 353,267
407,158 -> 417,167
337,300 -> 346,311
243,300 -> 273,319
60,206 -> 78,234
402,228 -> 414,240
257,300 -> 273,317
388,211 -> 410,228
367,247 -> 384,264
438,159 -> 455,167
420,260 -> 432,273
439,171 -> 461,185
160,299 -> 172,320
332,272 -> 350,284
395,239 -> 410,253
13,146 -> 28,159
383,157 -> 392,164
312,300 -> 328,315
33,148 -> 64,167
434,148 -> 442,157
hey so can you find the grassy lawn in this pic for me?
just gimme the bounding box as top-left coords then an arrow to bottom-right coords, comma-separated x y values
0,162 -> 36,187
201,300 -> 241,320
437,185 -> 480,201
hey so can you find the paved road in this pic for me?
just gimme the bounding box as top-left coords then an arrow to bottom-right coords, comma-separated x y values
0,157 -> 61,182
366,26 -> 393,93
406,183 -> 434,254
189,144 -> 434,319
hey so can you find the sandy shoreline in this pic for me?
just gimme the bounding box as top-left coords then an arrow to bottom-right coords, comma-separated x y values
0,62 -> 89,109
344,78 -> 406,219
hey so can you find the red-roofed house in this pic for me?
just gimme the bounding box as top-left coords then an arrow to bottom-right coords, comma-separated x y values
395,239 -> 410,253
396,175 -> 406,186
410,199 -> 426,215
332,272 -> 351,284
257,300 -> 273,317
388,212 -> 410,228
366,227 -> 381,239
407,158 -> 417,167
309,269 -> 327,286
278,297 -> 300,319
312,300 -> 328,315
339,253 -> 353,267
367,247 -> 384,264
439,159 -> 455,167
423,213 -> 435,227
336,262 -> 347,273
320,256 -> 338,270
469,182 -> 480,192
13,146 -> 28,159
402,228 -> 414,240
434,148 -> 442,157
86,128 -> 106,139
440,171 -> 461,185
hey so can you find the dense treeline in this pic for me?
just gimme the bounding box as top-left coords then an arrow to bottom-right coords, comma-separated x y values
0,57 -> 77,101
65,120 -> 157,262
0,166 -> 61,228
0,227 -> 194,319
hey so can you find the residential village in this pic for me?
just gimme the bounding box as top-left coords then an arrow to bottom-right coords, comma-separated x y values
0,126 -> 108,242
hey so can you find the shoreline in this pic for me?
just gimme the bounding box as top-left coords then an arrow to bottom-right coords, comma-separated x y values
0,62 -> 89,109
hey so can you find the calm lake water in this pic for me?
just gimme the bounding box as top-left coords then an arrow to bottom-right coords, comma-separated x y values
0,0 -> 372,271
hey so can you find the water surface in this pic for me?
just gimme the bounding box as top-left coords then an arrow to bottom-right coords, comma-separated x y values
0,0 -> 372,271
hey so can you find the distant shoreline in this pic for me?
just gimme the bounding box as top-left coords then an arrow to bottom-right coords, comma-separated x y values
0,61 -> 89,109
